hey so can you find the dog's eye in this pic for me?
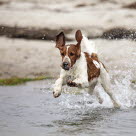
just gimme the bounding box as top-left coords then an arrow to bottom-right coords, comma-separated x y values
61,53 -> 64,56
70,52 -> 74,56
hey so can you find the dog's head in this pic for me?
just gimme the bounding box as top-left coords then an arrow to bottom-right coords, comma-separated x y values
56,30 -> 82,71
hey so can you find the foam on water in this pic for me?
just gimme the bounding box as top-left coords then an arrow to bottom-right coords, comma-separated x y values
59,74 -> 136,111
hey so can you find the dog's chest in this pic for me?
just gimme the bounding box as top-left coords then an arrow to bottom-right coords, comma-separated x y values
65,53 -> 88,81
66,67 -> 79,81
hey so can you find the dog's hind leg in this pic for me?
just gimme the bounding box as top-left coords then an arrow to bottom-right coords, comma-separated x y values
88,80 -> 104,104
99,63 -> 120,108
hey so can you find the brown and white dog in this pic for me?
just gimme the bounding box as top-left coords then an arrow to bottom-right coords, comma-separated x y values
53,30 -> 120,107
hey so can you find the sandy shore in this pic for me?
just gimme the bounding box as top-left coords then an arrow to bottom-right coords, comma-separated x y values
0,37 -> 60,78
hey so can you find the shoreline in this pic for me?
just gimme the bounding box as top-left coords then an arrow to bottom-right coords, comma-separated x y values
0,76 -> 53,86
0,25 -> 136,41
0,77 -> 135,86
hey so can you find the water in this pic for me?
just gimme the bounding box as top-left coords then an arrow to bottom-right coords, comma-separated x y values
0,78 -> 136,136
0,39 -> 136,136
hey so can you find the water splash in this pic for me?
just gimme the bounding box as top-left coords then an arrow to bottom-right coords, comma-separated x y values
59,70 -> 136,110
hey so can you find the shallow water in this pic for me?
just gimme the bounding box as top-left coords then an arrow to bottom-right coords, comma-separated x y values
0,79 -> 136,136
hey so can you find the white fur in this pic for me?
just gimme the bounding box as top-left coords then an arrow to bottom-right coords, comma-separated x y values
63,46 -> 71,64
53,69 -> 66,97
93,60 -> 100,68
53,36 -> 120,107
81,35 -> 97,54
69,52 -> 89,88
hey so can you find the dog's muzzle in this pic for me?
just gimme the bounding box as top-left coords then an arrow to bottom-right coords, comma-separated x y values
62,62 -> 70,70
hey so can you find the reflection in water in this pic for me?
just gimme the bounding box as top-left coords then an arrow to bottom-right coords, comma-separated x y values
53,107 -> 116,135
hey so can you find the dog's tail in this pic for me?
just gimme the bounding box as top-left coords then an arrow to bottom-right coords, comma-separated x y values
81,35 -> 97,55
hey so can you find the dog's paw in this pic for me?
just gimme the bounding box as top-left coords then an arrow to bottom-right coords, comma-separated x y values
53,85 -> 62,98
67,80 -> 78,87
53,91 -> 61,98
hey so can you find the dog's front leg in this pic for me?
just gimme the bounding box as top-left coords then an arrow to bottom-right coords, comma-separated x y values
53,69 -> 66,98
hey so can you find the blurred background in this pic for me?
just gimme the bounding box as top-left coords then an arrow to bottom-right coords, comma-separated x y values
0,0 -> 136,79
0,1 -> 136,136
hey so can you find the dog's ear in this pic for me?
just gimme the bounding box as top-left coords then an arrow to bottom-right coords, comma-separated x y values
75,30 -> 82,58
75,30 -> 82,43
56,32 -> 65,49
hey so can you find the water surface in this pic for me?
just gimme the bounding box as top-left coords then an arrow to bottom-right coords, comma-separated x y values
0,80 -> 136,136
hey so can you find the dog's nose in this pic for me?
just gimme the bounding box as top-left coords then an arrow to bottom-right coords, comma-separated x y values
62,62 -> 70,70
63,62 -> 68,67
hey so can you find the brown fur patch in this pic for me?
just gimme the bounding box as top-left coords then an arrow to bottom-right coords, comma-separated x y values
59,44 -> 81,67
67,44 -> 81,67
84,52 -> 100,81
59,47 -> 67,60
56,30 -> 82,70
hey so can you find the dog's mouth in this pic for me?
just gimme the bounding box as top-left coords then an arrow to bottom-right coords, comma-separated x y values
63,66 -> 70,71
62,65 -> 70,71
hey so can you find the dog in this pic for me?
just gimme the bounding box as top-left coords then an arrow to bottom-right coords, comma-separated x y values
53,30 -> 120,107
